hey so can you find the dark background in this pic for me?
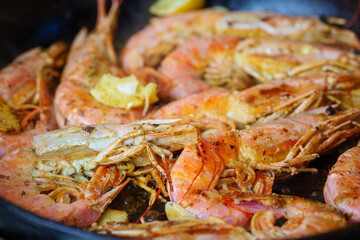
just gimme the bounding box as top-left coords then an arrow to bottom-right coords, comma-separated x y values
0,0 -> 360,239
1,0 -> 360,67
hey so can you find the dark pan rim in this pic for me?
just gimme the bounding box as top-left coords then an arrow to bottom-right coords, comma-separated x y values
0,197 -> 117,240
1,195 -> 360,240
1,0 -> 360,239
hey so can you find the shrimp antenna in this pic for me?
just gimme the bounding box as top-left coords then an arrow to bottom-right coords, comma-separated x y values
347,0 -> 360,28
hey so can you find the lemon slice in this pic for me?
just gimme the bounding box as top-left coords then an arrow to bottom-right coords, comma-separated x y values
150,0 -> 206,16
90,74 -> 158,114
165,202 -> 196,221
97,209 -> 128,225
0,102 -> 20,133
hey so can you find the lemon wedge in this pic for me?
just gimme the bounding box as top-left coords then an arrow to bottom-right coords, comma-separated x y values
0,102 -> 20,133
165,202 -> 196,221
150,0 -> 206,16
97,209 -> 128,225
90,74 -> 158,114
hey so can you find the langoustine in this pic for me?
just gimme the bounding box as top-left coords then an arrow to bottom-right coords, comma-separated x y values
121,10 -> 360,74
0,41 -> 66,157
169,107 -> 359,230
0,148 -> 129,227
324,144 -> 360,223
0,119 -> 198,227
150,73 -> 360,131
0,113 -> 352,236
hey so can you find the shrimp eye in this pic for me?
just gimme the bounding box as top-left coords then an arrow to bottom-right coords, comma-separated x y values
326,106 -> 336,115
84,126 -> 95,134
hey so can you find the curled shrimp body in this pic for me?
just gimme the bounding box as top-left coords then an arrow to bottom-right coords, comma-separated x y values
235,38 -> 360,82
158,37 -> 360,88
90,219 -> 255,239
0,119 -> 198,227
0,42 -> 66,157
55,81 -> 143,127
0,148 -> 128,227
54,0 -> 145,127
158,36 -> 253,100
121,9 -> 226,74
216,11 -> 360,49
324,145 -> 360,223
150,73 -> 360,130
222,192 -> 346,239
121,10 -> 360,74
170,107 -> 360,227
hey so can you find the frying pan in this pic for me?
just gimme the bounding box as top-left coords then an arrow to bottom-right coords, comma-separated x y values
0,0 -> 360,239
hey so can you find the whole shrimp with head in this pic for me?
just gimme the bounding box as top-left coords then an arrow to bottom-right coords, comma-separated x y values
324,142 -> 360,223
169,107 -> 358,233
121,9 -> 360,74
215,11 -> 360,49
153,35 -> 360,100
0,119 -> 198,227
235,38 -> 360,82
0,147 -> 129,227
0,41 -> 66,158
90,218 -> 255,239
150,73 -> 360,131
55,0 -> 157,128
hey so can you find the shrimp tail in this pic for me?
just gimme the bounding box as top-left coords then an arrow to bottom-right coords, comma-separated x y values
96,0 -> 121,35
96,0 -> 122,63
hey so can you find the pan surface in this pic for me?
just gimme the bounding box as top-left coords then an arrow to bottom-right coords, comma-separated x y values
0,0 -> 360,239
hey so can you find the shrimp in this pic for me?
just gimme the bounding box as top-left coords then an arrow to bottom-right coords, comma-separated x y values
89,219 -> 255,239
215,11 -> 360,49
149,36 -> 360,100
169,107 -> 360,227
121,10 -> 360,74
54,0 -> 146,127
121,9 -> 226,74
0,148 -> 129,227
0,41 -> 66,157
149,73 -> 360,130
33,119 -> 198,211
324,144 -> 360,223
235,38 -> 360,82
0,119 -> 198,227
222,192 -> 346,239
157,36 -> 253,100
